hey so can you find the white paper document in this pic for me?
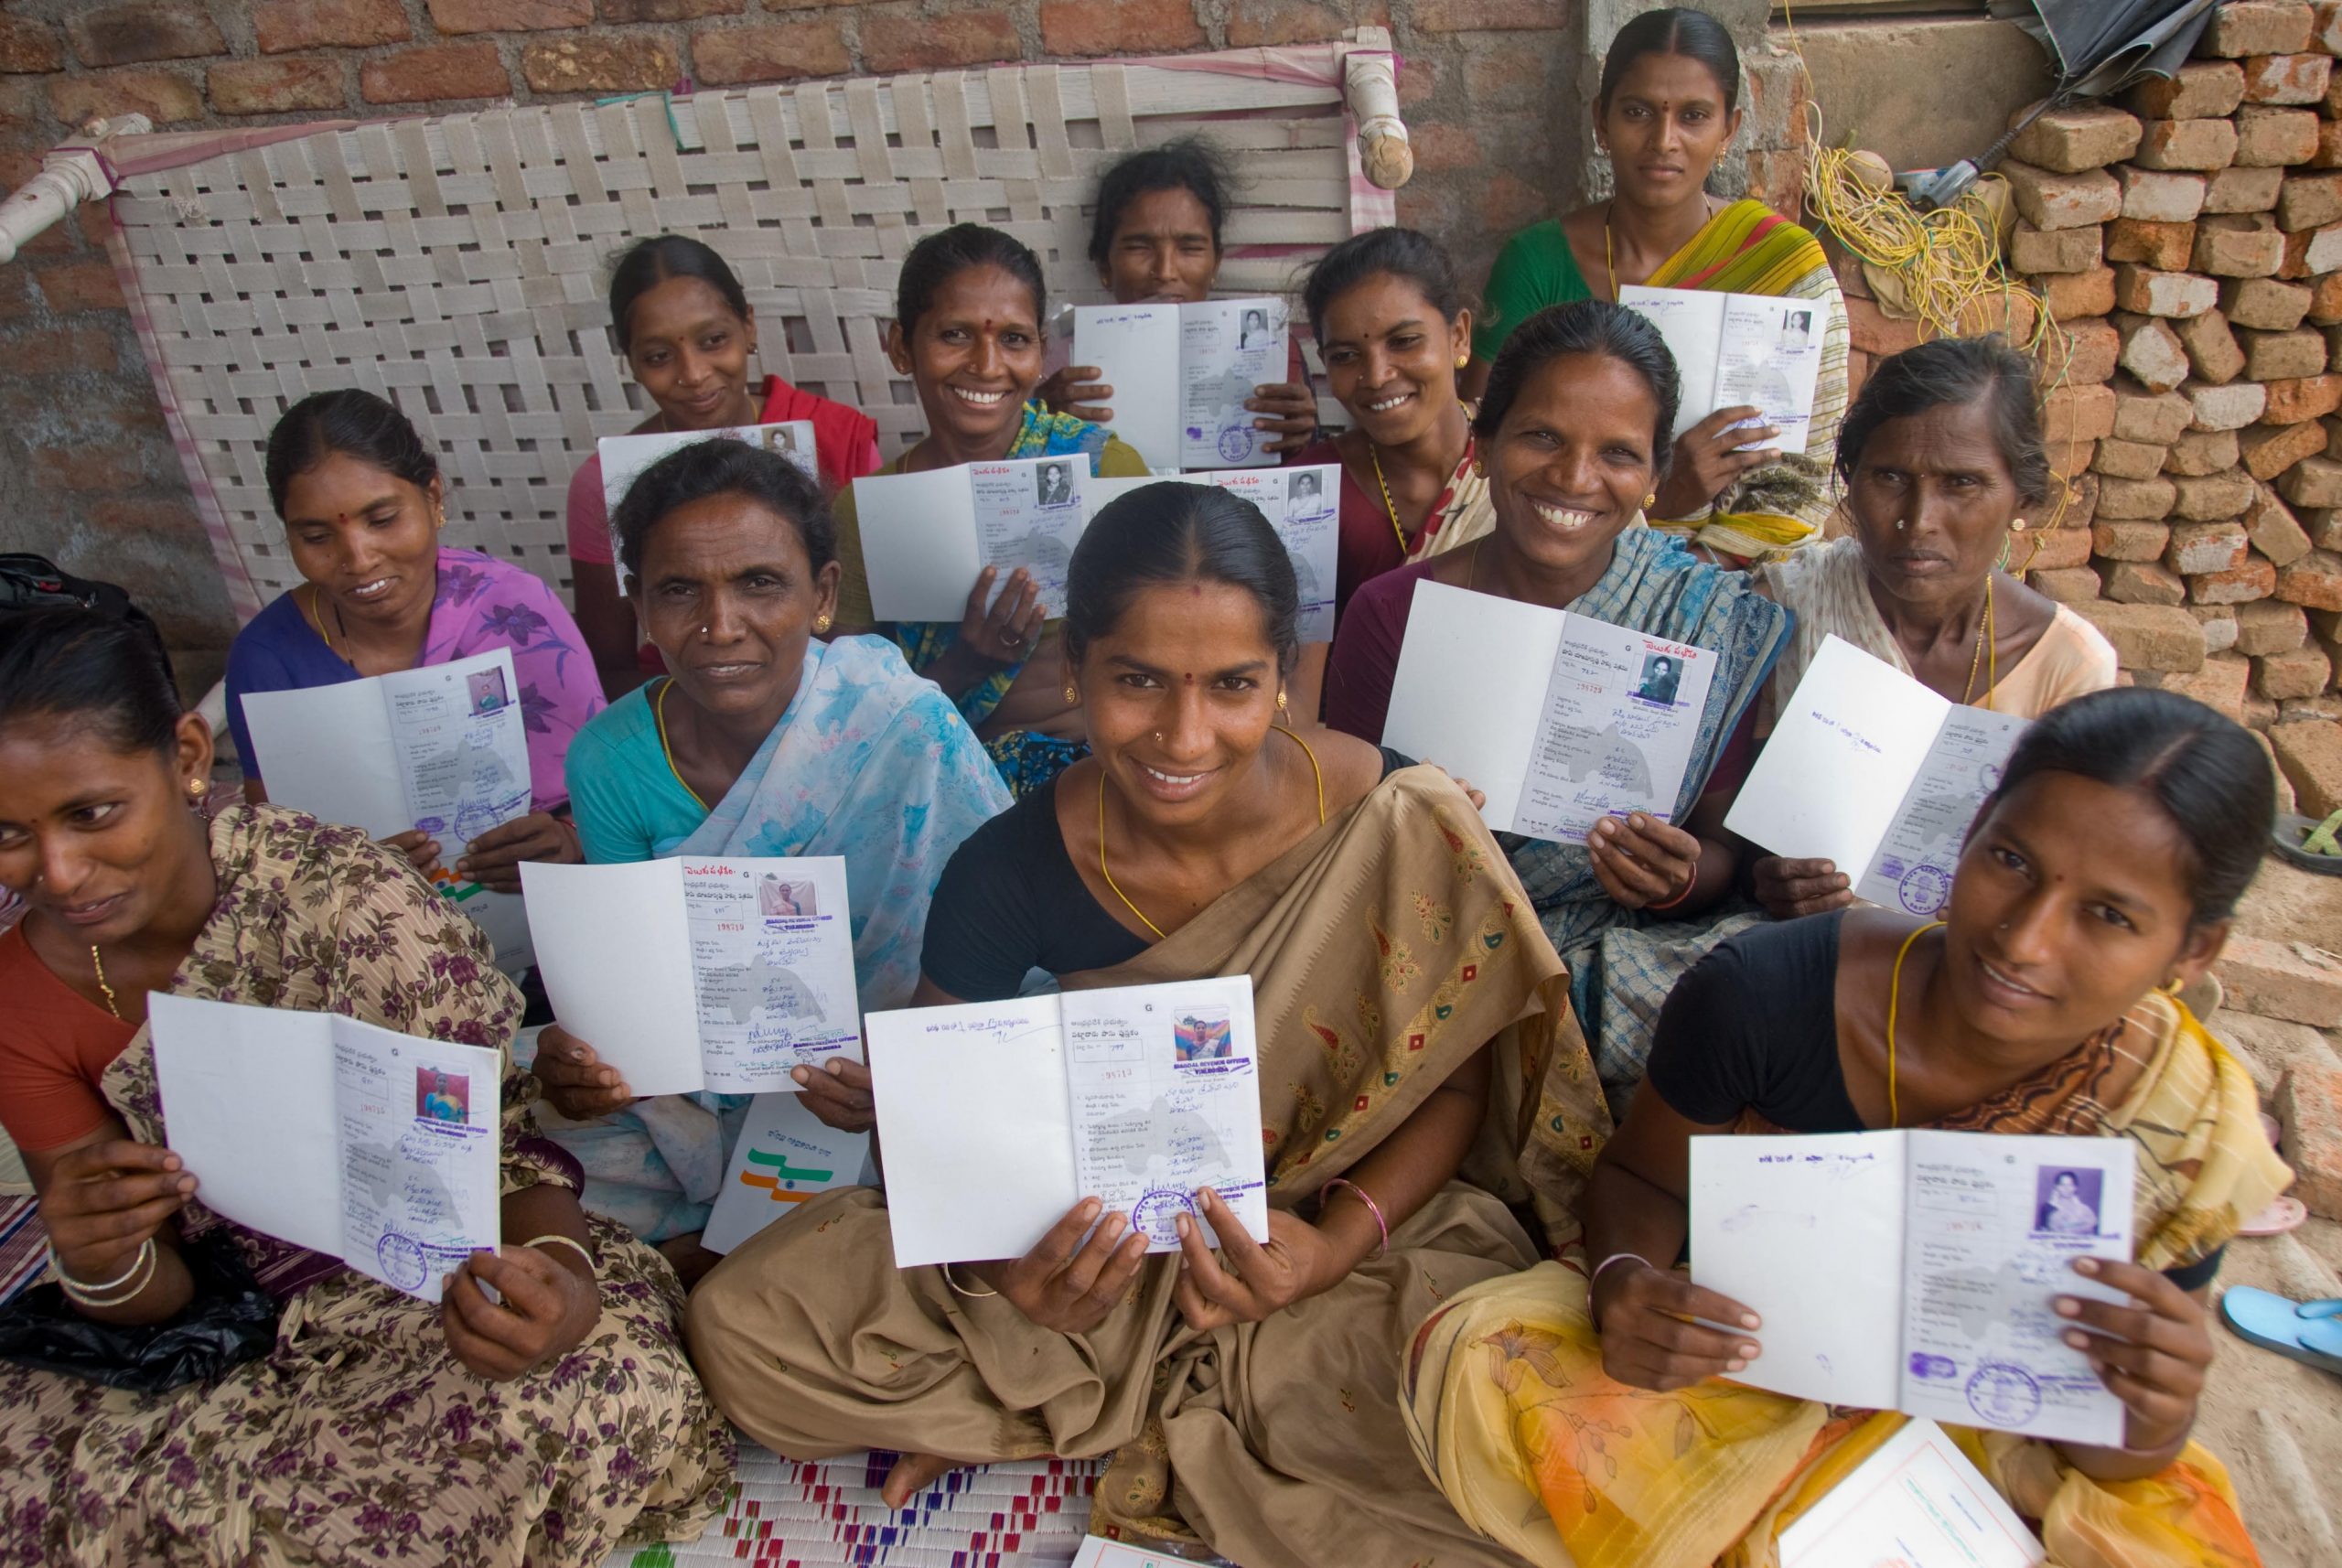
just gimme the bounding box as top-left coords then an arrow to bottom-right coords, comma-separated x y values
1080,466 -> 1341,641
1071,1539 -> 1199,1568
1724,637 -> 2029,917
1619,284 -> 1824,446
1073,296 -> 1290,470
149,993 -> 501,1304
867,976 -> 1270,1268
521,855 -> 862,1098
852,456 -> 1091,621
1380,578 -> 1717,842
1780,1417 -> 2045,1568
700,1091 -> 878,1254
241,646 -> 536,970
599,423 -> 818,596
1690,1130 -> 2135,1446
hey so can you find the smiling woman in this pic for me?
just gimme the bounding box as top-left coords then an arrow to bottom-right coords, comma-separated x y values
222,389 -> 605,894
683,481 -> 1611,1568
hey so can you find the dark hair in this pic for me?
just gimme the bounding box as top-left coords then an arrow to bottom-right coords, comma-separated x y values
1473,300 -> 1683,476
1087,137 -> 1235,271
608,235 -> 751,353
1598,7 -> 1742,114
1982,687 -> 2273,927
264,389 -> 439,519
1836,335 -> 2052,506
610,438 -> 836,584
1063,483 -> 1300,674
0,606 -> 183,756
1300,226 -> 1466,343
896,223 -> 1047,336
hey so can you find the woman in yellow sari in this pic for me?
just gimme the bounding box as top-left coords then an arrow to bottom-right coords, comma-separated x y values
686,482 -> 1610,1568
1466,7 -> 1849,561
1403,686 -> 2292,1568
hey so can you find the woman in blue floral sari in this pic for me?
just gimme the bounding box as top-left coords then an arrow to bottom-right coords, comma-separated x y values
536,438 -> 1007,1271
1326,303 -> 1790,1112
827,223 -> 1154,794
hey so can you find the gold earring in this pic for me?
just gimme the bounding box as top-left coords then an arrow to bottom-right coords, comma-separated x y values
2160,976 -> 2186,997
2011,517 -> 2027,532
1641,492 -> 1656,510
187,777 -> 208,800
1275,690 -> 1289,714
813,614 -> 832,633
1456,353 -> 1469,369
1064,682 -> 1079,703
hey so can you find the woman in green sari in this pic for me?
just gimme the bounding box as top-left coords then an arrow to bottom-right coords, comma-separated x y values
1466,7 -> 1849,561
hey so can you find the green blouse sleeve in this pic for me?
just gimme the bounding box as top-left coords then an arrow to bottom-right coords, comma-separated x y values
1473,220 -> 1591,363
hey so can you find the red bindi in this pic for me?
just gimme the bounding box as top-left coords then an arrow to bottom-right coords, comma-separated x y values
1183,672 -> 1195,685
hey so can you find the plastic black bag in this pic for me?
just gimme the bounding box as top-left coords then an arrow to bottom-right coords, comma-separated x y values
0,1233 -> 280,1393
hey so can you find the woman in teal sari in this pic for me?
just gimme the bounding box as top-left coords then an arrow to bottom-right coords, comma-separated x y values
1326,301 -> 1789,1113
827,223 -> 1153,794
535,439 -> 1007,1269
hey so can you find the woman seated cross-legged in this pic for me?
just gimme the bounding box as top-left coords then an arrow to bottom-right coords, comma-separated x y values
1402,686 -> 2291,1568
0,608 -> 728,1565
684,482 -> 1612,1568
529,439 -> 1007,1262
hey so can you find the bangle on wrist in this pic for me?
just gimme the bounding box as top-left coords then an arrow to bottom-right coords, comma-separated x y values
54,1237 -> 158,1307
1322,1178 -> 1388,1259
1645,867 -> 1697,913
523,1232 -> 596,1278
1586,1251 -> 1650,1332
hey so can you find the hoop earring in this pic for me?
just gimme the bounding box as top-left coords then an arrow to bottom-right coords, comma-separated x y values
2160,976 -> 2186,997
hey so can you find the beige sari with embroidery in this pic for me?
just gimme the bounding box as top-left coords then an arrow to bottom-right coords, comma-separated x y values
685,768 -> 1612,1568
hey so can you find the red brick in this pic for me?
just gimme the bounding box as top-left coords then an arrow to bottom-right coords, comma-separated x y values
2168,428 -> 2241,475
2192,379 -> 2272,429
63,3 -> 224,68
2128,60 -> 2247,118
0,324 -> 117,375
1038,0 -> 1203,55
425,0 -> 590,33
2219,933 -> 2342,1028
2094,519 -> 2175,558
2192,213 -> 2287,275
30,446 -> 151,492
48,67 -> 202,124
0,16 -> 64,73
2171,468 -> 2257,518
1478,171 -> 1543,235
2117,314 -> 2192,392
2165,521 -> 2251,574
2236,104 -> 2321,166
253,0 -> 408,53
2262,373 -> 2342,424
2002,160 -> 2122,229
2201,3 -> 2316,59
2011,220 -> 2105,274
862,9 -> 1020,71
2107,560 -> 2188,605
2279,220 -> 2342,277
2319,0 -> 2342,54
2032,565 -> 2103,603
35,258 -> 124,313
2073,600 -> 2208,671
2006,102 -> 2142,172
2046,382 -> 2119,443
2106,219 -> 2197,272
2239,597 -> 2313,652
1406,122 -> 1481,175
359,43 -> 510,104
2276,171 -> 2342,230
2223,274 -> 2315,329
2063,318 -> 2121,384
2191,555 -> 2282,602
2242,417 -> 2329,478
1412,0 -> 1550,29
2270,715 -> 2342,815
209,57 -> 343,116
2029,526 -> 2096,571
2276,547 -> 2342,607
2177,309 -> 2248,382
2113,263 -> 2219,317
2133,117 -> 2240,171
692,22 -> 851,84
600,0 -> 745,18
2312,120 -> 2342,168
2241,325 -> 2330,378
2115,166 -> 2207,222
2247,481 -> 2319,563
2205,163 -> 2286,212
2258,644 -> 2334,695
2042,264 -> 2117,318
1227,0 -> 1369,47
2277,1058 -> 2342,1219
521,36 -> 677,94
2242,50 -> 2334,102
2283,455 -> 2342,504
2116,385 -> 2196,444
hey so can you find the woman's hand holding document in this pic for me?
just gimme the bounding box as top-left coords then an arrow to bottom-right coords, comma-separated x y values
1082,467 -> 1341,640
852,457 -> 1091,621
1380,579 -> 1716,843
1618,284 -> 1821,446
521,856 -> 861,1098
148,994 -> 500,1304
1072,297 -> 1290,470
1724,637 -> 2028,919
1688,1130 -> 2136,1446
865,977 -> 1269,1271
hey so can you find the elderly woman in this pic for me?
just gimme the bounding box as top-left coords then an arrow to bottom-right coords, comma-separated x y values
224,389 -> 605,893
0,608 -> 727,1564
1325,300 -> 1792,1109
1466,8 -> 1850,561
1041,136 -> 1318,456
1403,687 -> 2290,1568
530,439 -> 1007,1262
685,482 -> 1609,1568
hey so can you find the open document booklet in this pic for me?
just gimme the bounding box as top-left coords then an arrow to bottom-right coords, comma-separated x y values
598,422 -> 818,596
701,1092 -> 877,1255
1071,296 -> 1290,470
1691,1129 -> 2136,1447
1380,579 -> 1716,842
867,976 -> 1270,1268
239,646 -> 535,970
521,855 -> 861,1097
1778,1417 -> 2046,1568
150,993 -> 500,1304
1724,636 -> 2028,918
1619,284 -> 1823,446
1083,466 -> 1340,641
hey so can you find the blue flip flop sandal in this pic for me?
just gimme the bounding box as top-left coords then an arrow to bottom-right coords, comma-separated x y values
2219,1288 -> 2342,1375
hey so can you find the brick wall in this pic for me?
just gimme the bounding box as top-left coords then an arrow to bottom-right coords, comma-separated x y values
0,0 -> 1810,674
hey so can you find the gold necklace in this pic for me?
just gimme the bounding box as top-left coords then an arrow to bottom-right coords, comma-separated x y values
1958,577 -> 1997,708
302,584 -> 344,660
1604,201 -> 1619,299
1883,919 -> 1945,1128
90,945 -> 124,1019
653,678 -> 710,811
1366,441 -> 1412,558
1097,730 -> 1328,941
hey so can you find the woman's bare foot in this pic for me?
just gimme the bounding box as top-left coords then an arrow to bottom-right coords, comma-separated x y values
882,1450 -> 961,1509
654,1233 -> 722,1291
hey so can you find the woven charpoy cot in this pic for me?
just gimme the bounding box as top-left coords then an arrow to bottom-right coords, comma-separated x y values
89,40 -> 1407,621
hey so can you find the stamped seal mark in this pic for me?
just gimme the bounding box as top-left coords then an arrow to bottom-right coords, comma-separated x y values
376,1231 -> 429,1292
1129,1187 -> 1197,1247
1217,424 -> 1255,463
1898,862 -> 1951,917
1966,1359 -> 2043,1427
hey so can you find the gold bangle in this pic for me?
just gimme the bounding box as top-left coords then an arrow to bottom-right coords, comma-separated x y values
523,1232 -> 597,1276
942,1262 -> 998,1298
54,1237 -> 158,1307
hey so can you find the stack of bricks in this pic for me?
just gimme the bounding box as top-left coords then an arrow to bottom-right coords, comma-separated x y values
1998,0 -> 2342,820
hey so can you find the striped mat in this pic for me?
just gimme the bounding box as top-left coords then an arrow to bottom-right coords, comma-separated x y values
602,1444 -> 1103,1568
0,1195 -> 46,1305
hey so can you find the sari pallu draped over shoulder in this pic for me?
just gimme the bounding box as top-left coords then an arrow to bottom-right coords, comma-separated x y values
0,804 -> 730,1567
684,768 -> 1613,1568
1400,993 -> 2293,1568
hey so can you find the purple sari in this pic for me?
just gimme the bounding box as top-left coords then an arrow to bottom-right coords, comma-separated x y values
224,547 -> 605,811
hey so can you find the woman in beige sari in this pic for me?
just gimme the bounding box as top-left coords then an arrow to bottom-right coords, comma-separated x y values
686,482 -> 1610,1567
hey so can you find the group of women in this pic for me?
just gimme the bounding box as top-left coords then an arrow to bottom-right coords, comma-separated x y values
0,8 -> 2296,1567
